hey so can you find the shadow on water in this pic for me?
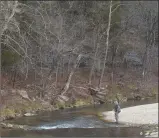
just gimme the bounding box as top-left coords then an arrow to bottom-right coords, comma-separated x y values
1,98 -> 157,137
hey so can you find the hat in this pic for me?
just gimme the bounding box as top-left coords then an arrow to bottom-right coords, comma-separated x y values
114,101 -> 118,105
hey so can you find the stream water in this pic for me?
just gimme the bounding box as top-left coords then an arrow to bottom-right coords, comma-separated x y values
1,98 -> 157,137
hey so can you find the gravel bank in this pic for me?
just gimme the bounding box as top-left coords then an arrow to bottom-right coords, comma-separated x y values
102,103 -> 158,125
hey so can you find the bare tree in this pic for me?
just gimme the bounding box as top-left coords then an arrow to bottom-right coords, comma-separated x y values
88,27 -> 99,84
136,2 -> 158,78
98,0 -> 113,89
1,1 -> 157,104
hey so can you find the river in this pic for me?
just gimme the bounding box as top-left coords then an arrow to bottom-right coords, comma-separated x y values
1,98 -> 157,137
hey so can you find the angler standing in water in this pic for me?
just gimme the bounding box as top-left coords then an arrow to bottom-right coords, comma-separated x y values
114,101 -> 121,123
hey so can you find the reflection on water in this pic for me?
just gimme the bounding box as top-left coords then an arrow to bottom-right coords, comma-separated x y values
1,98 -> 157,137
34,115 -> 127,130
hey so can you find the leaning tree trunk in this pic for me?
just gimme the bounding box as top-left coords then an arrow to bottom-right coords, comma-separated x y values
98,0 -> 112,89
61,54 -> 82,96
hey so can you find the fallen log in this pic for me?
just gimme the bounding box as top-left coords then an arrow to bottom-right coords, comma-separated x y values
88,87 -> 106,104
96,95 -> 105,101
58,95 -> 69,102
93,97 -> 105,104
97,91 -> 106,96
88,87 -> 99,96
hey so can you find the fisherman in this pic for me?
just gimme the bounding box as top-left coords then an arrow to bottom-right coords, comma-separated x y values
114,100 -> 121,123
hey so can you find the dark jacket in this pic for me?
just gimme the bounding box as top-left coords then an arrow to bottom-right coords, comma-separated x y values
114,104 -> 121,113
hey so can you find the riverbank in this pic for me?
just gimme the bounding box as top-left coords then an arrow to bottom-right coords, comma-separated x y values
0,97 -> 93,122
1,100 -> 158,137
0,88 -> 157,122
1,68 -> 158,122
102,103 -> 158,125
0,93 -> 157,123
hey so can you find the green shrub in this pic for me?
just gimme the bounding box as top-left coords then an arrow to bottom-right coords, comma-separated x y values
2,50 -> 21,67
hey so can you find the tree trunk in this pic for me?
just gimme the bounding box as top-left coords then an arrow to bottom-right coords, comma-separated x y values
98,0 -> 112,89
61,54 -> 82,96
55,64 -> 59,88
12,67 -> 17,88
89,28 -> 99,84
111,44 -> 119,95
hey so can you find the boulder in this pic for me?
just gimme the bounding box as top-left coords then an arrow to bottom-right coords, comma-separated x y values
13,89 -> 30,100
24,113 -> 36,117
0,122 -> 29,130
